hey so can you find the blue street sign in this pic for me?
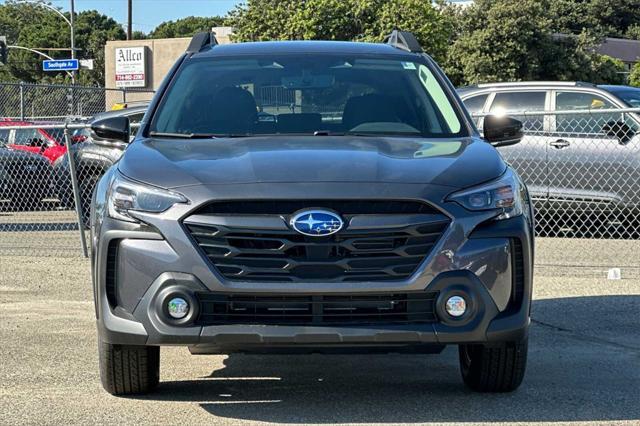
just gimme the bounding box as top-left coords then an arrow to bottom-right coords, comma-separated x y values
43,59 -> 79,71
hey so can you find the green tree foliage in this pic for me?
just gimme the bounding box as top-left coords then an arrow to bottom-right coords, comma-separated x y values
444,0 -> 559,84
626,25 -> 640,40
0,1 -> 125,86
444,0 -> 628,85
149,16 -> 227,39
229,0 -> 454,61
630,62 -> 640,87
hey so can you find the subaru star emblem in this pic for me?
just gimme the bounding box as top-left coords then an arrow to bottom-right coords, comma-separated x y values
290,209 -> 344,236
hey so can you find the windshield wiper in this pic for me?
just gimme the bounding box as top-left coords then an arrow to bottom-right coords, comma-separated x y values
149,131 -> 255,139
148,131 -> 217,139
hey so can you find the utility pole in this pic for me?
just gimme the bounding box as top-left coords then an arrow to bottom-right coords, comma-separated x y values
127,0 -> 133,40
70,0 -> 76,84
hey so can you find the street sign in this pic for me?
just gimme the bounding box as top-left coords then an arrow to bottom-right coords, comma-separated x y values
79,59 -> 94,70
43,59 -> 79,71
115,47 -> 147,88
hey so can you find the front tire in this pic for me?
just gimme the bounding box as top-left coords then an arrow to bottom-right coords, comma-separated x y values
459,338 -> 528,392
98,339 -> 160,395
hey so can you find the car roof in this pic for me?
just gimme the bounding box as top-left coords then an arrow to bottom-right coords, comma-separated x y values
598,84 -> 640,92
0,120 -> 34,127
457,81 -> 608,95
191,40 -> 420,59
92,105 -> 148,121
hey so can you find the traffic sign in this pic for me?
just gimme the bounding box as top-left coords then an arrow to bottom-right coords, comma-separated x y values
43,59 -> 79,71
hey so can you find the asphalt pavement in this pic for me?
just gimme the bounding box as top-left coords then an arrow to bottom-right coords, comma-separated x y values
0,237 -> 639,425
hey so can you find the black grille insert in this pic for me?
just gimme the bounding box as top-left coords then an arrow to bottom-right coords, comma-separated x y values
105,240 -> 119,308
196,291 -> 439,325
511,238 -> 525,307
186,219 -> 449,282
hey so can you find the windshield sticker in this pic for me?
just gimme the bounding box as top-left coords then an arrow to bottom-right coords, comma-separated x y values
402,62 -> 416,70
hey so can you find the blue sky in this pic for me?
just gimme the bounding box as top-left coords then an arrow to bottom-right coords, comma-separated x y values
2,1 -> 473,34
2,0 -> 243,33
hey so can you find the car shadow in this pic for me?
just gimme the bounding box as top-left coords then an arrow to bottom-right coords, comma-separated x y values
134,295 -> 640,423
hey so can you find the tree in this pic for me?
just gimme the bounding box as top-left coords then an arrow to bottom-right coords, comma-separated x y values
443,0 -> 628,86
74,10 -> 126,86
149,16 -> 227,39
229,0 -> 453,61
0,1 -> 125,85
626,25 -> 640,40
630,62 -> 640,87
367,0 -> 455,62
444,0 -> 560,85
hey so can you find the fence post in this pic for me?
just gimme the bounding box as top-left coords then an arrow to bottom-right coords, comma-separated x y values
19,83 -> 25,120
64,126 -> 89,258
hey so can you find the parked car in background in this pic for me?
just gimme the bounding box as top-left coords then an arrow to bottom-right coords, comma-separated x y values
0,119 -> 69,164
458,82 -> 640,221
53,105 -> 147,223
0,139 -> 52,210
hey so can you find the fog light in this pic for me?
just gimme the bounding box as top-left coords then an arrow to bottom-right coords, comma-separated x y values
445,296 -> 466,317
167,297 -> 189,319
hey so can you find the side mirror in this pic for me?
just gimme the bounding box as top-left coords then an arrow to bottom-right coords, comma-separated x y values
91,116 -> 130,144
483,115 -> 523,147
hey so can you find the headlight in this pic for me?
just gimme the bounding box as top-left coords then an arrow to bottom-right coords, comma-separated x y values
107,171 -> 187,222
447,169 -> 524,220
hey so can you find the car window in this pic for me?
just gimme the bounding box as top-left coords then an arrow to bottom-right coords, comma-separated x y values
489,91 -> 546,131
0,129 -> 9,144
463,94 -> 488,115
555,91 -> 618,134
151,55 -> 467,138
128,112 -> 145,137
13,128 -> 46,147
603,87 -> 640,108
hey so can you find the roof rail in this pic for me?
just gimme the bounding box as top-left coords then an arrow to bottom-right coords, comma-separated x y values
186,31 -> 218,54
384,30 -> 423,53
475,81 -> 596,88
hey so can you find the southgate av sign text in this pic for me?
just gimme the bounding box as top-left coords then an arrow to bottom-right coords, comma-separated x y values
43,59 -> 79,71
115,47 -> 147,88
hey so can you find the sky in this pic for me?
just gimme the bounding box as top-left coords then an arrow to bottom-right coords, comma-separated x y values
1,0 -> 473,34
2,0 -> 243,33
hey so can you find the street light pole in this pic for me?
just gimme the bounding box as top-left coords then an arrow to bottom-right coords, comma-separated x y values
127,0 -> 133,40
70,0 -> 75,85
15,1 -> 76,83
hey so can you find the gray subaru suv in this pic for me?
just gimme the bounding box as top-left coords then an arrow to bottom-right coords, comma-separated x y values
90,31 -> 534,395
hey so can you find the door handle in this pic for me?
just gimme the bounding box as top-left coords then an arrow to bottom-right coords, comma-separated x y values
550,139 -> 571,149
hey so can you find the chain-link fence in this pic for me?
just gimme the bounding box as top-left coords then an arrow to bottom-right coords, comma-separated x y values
473,107 -> 640,239
0,108 -> 639,256
0,82 -> 154,120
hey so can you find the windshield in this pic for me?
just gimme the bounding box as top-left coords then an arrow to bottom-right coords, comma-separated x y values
150,55 -> 466,138
607,87 -> 640,108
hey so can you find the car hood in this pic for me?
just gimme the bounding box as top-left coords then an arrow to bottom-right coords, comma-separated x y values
0,147 -> 48,162
118,135 -> 506,190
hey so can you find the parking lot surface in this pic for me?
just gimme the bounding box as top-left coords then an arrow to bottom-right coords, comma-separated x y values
1,236 -> 639,425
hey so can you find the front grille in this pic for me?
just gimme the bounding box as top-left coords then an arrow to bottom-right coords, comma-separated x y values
196,291 -> 439,325
184,200 -> 450,282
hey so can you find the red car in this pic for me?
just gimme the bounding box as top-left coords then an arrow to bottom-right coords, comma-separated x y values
0,120 -> 70,163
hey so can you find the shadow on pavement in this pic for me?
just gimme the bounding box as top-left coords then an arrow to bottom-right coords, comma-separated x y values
138,295 -> 640,423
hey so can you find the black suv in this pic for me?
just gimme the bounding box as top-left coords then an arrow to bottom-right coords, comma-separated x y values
90,31 -> 534,395
53,105 -> 146,224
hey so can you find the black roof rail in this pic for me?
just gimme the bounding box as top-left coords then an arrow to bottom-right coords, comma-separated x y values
384,30 -> 423,53
186,31 -> 218,54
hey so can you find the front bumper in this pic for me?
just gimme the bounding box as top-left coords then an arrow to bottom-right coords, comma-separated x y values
92,181 -> 533,351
